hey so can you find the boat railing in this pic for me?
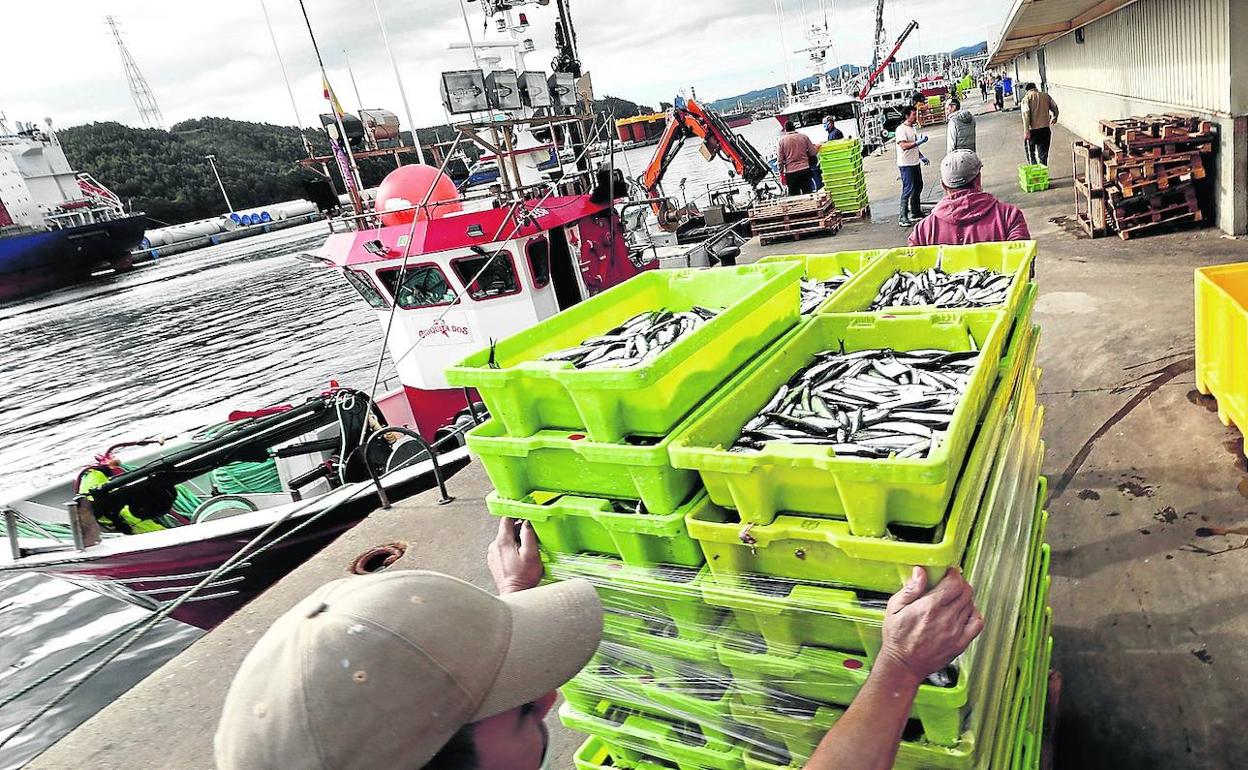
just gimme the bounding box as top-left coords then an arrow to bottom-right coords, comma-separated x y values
2,506 -> 81,560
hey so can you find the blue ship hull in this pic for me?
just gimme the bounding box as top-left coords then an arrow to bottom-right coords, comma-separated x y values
0,215 -> 147,301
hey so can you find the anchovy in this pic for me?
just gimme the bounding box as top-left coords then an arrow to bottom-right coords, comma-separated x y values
871,267 -> 1012,310
731,347 -> 978,458
799,270 -> 855,314
541,307 -> 722,369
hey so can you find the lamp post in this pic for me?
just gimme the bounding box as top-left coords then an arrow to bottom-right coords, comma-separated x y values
205,154 -> 234,213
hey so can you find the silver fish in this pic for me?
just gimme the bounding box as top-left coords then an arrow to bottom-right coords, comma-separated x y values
799,269 -> 855,314
732,346 -> 979,458
541,306 -> 722,369
871,267 -> 1012,310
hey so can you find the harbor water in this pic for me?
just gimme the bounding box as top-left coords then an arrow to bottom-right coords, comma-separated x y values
0,122 -> 789,766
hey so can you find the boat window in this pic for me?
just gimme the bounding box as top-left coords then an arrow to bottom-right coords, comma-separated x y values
342,268 -> 390,309
527,237 -> 551,289
376,264 -> 458,309
451,252 -> 521,301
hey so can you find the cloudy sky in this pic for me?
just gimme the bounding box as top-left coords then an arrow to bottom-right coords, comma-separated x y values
1,0 -> 1009,132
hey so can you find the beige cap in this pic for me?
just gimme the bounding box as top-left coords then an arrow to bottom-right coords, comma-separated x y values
214,570 -> 603,769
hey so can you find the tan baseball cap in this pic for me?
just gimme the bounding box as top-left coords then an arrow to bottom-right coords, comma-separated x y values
214,570 -> 603,769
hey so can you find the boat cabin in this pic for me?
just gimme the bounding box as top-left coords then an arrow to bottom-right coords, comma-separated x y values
319,193 -> 650,441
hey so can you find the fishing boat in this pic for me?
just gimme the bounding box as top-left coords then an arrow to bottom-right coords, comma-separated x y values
0,388 -> 470,630
0,117 -> 147,302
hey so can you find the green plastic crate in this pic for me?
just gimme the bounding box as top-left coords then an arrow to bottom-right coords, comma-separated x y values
719,631 -> 968,747
998,284 -> 1038,379
562,650 -> 737,743
1018,164 -> 1050,193
485,488 -> 706,567
819,241 -> 1037,317
601,611 -> 726,667
756,250 -> 888,314
561,702 -> 749,770
446,263 -> 802,442
574,737 -> 676,770
670,310 -> 1009,535
547,556 -> 721,639
469,418 -> 698,514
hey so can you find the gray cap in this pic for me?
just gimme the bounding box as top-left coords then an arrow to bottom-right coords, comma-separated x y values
215,570 -> 603,770
941,150 -> 983,189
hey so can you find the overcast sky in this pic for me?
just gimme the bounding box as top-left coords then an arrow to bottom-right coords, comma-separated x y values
1,0 -> 1010,132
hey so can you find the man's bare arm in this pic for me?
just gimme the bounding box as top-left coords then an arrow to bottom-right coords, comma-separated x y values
803,567 -> 984,770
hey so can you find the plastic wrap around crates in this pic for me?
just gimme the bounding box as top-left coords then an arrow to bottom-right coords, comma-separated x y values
485,489 -> 707,567
669,311 -> 1010,536
757,250 -> 889,315
1195,262 -> 1248,450
684,350 -> 1037,592
549,464 -> 1048,765
819,241 -> 1037,317
446,263 -> 802,442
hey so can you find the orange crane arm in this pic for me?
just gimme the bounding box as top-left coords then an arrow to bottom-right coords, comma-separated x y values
639,99 -> 771,200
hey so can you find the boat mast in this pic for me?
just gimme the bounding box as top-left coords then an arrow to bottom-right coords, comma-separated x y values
297,0 -> 365,215
371,0 -> 427,164
258,0 -> 315,158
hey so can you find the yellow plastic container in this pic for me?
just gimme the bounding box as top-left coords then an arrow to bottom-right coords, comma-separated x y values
1195,262 -> 1248,447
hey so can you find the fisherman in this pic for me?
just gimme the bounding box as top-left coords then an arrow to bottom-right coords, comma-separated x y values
76,454 -> 169,534
895,105 -> 928,228
993,76 -> 1005,111
777,120 -> 820,196
908,150 -> 1031,246
945,97 -> 976,154
215,517 -> 983,770
1021,82 -> 1060,166
823,114 -> 844,141
979,76 -> 988,102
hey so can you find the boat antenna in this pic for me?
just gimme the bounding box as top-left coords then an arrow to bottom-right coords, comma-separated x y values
258,0 -> 315,158
344,50 -> 366,113
773,0 -> 795,98
371,0 -> 426,164
297,0 -> 365,215
456,0 -> 485,71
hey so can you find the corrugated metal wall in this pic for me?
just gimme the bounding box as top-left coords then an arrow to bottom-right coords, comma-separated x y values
1034,0 -> 1230,114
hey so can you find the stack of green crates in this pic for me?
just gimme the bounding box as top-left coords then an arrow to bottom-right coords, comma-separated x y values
1018,164 -> 1050,193
448,243 -> 1055,769
817,139 -> 869,215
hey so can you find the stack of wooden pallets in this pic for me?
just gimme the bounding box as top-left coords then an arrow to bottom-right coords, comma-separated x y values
1096,114 -> 1217,240
748,192 -> 842,245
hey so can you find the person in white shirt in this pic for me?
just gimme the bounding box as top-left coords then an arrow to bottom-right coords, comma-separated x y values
894,106 -> 929,227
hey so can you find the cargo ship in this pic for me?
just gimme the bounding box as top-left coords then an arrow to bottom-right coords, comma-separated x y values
0,117 -> 147,302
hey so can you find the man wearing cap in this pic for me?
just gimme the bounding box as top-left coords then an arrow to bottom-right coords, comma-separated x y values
909,150 -> 1030,246
217,517 -> 982,770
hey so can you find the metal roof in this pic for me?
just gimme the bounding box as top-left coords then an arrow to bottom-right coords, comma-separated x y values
988,0 -> 1142,66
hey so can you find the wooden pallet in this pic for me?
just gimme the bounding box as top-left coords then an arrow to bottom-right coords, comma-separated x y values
1111,185 -> 1202,239
1074,179 -> 1109,238
749,191 -> 831,220
838,205 -> 871,221
1100,114 -> 1216,147
757,211 -> 843,244
1072,141 -> 1104,191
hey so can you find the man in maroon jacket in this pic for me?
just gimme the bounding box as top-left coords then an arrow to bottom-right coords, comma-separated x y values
909,150 -> 1030,246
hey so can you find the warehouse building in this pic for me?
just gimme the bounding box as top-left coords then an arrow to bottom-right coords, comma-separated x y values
989,0 -> 1248,235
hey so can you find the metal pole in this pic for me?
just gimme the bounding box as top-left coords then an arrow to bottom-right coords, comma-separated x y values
257,0 -> 312,158
205,154 -> 234,213
344,50 -> 375,150
297,0 -> 365,215
372,0 -> 426,164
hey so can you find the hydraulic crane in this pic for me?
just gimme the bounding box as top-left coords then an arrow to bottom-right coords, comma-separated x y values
639,99 -> 772,229
857,19 -> 920,100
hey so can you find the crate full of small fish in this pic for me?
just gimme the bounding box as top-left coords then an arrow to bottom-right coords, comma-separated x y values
446,263 -> 802,443
819,241 -> 1036,318
757,250 -> 888,315
685,334 -> 1039,592
668,311 -> 1008,536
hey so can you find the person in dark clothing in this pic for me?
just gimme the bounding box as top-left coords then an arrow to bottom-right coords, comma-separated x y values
993,76 -> 1005,111
1021,82 -> 1060,166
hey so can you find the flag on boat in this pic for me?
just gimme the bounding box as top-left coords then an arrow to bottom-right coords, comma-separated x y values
322,74 -> 346,118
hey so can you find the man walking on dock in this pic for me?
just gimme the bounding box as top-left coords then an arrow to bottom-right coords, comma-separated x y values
895,105 -> 928,228
1022,83 -> 1060,165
